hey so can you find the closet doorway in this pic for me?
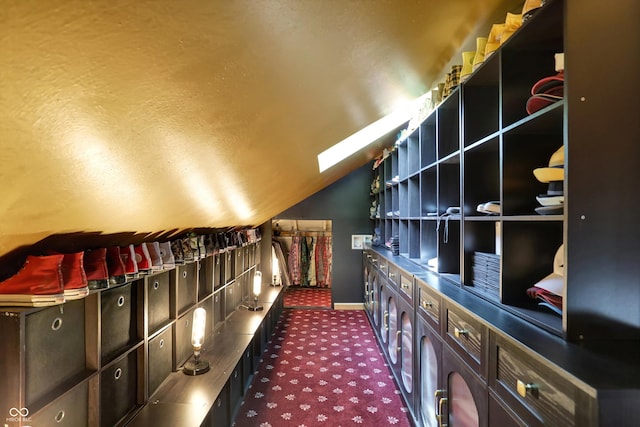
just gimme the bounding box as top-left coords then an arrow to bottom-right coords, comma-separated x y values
273,219 -> 333,309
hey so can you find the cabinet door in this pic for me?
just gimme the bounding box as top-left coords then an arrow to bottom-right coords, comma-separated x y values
371,271 -> 380,329
442,345 -> 488,427
396,297 -> 415,405
386,289 -> 398,363
379,280 -> 390,345
416,315 -> 443,427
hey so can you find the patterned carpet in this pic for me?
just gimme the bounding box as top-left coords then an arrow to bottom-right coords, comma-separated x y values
283,287 -> 332,309
233,309 -> 412,427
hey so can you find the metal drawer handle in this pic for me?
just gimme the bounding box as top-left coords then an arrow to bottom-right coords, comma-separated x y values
422,301 -> 433,309
454,327 -> 468,338
383,311 -> 389,331
114,367 -> 122,380
401,283 -> 409,289
117,295 -> 125,307
396,330 -> 402,352
55,410 -> 65,423
389,272 -> 395,277
51,317 -> 63,331
434,389 -> 447,427
517,379 -> 538,398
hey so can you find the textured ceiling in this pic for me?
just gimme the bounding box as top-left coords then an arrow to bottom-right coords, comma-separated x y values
0,0 -> 518,259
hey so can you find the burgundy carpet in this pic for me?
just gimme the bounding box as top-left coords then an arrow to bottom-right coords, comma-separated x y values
233,309 -> 412,427
284,287 -> 332,309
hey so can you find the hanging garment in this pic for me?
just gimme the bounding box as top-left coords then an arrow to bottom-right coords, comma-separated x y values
316,235 -> 332,288
300,236 -> 311,287
288,235 -> 301,285
308,237 -> 317,287
315,236 -> 326,287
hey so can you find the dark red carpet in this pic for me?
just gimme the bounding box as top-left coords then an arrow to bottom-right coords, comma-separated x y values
233,309 -> 412,427
283,287 -> 332,309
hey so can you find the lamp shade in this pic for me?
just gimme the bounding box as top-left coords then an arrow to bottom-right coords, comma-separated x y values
253,271 -> 262,296
191,307 -> 207,349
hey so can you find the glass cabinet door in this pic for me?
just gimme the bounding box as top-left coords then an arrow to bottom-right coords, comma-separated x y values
418,316 -> 443,427
442,346 -> 488,427
400,311 -> 413,393
387,296 -> 398,364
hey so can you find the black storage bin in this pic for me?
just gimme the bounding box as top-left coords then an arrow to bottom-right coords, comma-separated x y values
223,251 -> 233,284
212,291 -> 223,330
174,309 -> 194,368
213,254 -> 223,291
148,327 -> 173,397
224,282 -> 236,318
147,271 -> 171,334
100,350 -> 138,427
25,299 -> 86,408
101,282 -> 139,364
30,378 -> 89,426
176,263 -> 198,315
199,257 -> 214,300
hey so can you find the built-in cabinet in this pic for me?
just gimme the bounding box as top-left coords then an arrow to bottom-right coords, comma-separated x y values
363,249 -> 640,427
370,0 -> 640,342
0,238 -> 284,427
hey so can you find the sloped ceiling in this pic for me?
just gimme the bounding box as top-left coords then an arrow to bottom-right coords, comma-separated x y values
0,0 -> 518,259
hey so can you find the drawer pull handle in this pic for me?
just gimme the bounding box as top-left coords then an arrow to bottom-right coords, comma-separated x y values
383,311 -> 389,331
434,389 -> 448,427
422,301 -> 433,309
114,367 -> 122,380
517,379 -> 538,398
389,273 -> 395,277
396,330 -> 402,352
51,317 -> 63,331
55,410 -> 65,423
454,327 -> 468,338
117,295 -> 125,307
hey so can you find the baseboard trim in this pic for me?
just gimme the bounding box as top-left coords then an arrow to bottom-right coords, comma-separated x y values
333,303 -> 364,310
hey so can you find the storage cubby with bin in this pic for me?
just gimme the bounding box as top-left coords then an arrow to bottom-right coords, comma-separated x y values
0,236 -> 277,427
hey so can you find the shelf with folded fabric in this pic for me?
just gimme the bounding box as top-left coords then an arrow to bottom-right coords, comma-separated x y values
462,51 -> 500,147
500,0 -> 563,128
462,218 -> 501,303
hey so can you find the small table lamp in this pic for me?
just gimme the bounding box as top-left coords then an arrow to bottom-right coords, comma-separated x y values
183,307 -> 210,375
249,270 -> 264,311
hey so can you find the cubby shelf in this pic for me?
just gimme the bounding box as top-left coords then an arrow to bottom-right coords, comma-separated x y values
370,0 -> 640,343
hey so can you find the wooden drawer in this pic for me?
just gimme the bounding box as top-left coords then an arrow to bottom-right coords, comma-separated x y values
147,271 -> 171,334
417,279 -> 440,328
387,264 -> 399,287
148,326 -> 173,397
378,257 -> 388,275
398,273 -> 413,301
446,305 -> 483,371
31,378 -> 89,426
493,336 -> 576,426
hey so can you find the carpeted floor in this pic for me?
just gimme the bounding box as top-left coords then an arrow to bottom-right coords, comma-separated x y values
283,287 -> 332,309
233,309 -> 412,427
